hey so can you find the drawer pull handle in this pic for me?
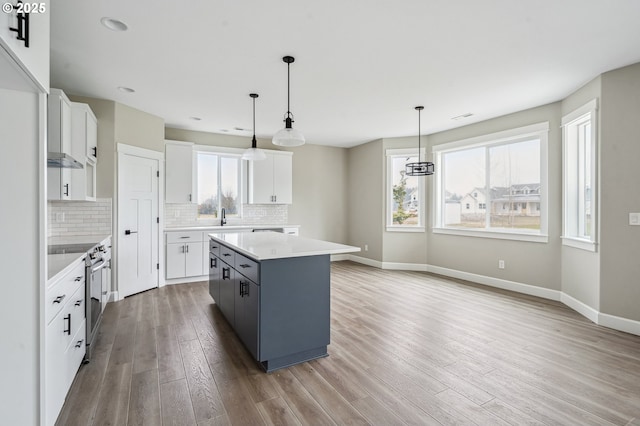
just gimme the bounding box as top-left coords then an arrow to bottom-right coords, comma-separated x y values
64,314 -> 71,335
239,264 -> 251,268
75,276 -> 83,282
75,339 -> 84,348
53,295 -> 66,304
223,253 -> 231,257
75,300 -> 82,307
180,236 -> 190,239
222,268 -> 230,280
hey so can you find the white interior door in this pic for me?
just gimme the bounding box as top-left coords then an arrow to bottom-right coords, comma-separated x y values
118,152 -> 159,298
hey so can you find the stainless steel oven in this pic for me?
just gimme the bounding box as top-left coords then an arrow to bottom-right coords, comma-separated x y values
85,243 -> 111,362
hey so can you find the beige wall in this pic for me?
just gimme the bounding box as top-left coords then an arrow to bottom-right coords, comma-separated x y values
600,63 -> 640,321
560,76 -> 602,309
165,127 -> 349,243
115,102 -> 164,153
347,139 -> 384,261
427,103 -> 563,291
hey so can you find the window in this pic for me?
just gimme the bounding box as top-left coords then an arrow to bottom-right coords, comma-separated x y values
386,148 -> 425,231
433,122 -> 548,242
562,99 -> 597,251
195,149 -> 243,220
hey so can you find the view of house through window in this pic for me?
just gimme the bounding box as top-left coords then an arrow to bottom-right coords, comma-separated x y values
387,149 -> 423,230
435,124 -> 547,237
196,152 -> 241,220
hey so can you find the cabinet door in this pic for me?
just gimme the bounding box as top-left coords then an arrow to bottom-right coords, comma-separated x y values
248,155 -> 274,203
86,111 -> 98,161
273,154 -> 293,204
166,243 -> 186,279
236,278 -> 260,359
184,242 -> 203,277
165,142 -> 194,203
218,264 -> 235,326
208,254 -> 221,304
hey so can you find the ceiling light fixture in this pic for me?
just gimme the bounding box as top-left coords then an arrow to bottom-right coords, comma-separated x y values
242,93 -> 267,161
272,56 -> 305,147
117,86 -> 135,93
100,17 -> 128,32
405,106 -> 434,176
190,116 -> 202,121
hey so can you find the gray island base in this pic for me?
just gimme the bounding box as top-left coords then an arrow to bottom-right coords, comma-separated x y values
207,232 -> 360,372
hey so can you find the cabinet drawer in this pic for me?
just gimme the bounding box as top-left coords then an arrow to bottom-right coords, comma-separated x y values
235,253 -> 259,284
209,238 -> 221,257
219,244 -> 235,265
46,260 -> 85,325
64,320 -> 86,392
67,284 -> 85,342
166,231 -> 202,244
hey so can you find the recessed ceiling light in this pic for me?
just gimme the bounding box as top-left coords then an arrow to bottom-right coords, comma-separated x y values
117,86 -> 135,93
190,117 -> 202,121
219,129 -> 229,133
451,113 -> 473,121
100,17 -> 128,32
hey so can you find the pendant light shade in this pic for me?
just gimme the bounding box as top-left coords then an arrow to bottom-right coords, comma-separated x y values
273,56 -> 305,147
242,93 -> 267,161
405,106 -> 434,176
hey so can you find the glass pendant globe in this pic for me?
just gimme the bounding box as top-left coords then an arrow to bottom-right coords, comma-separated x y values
242,147 -> 267,161
272,127 -> 305,147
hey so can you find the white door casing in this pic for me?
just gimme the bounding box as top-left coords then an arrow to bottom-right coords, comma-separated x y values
117,147 -> 160,298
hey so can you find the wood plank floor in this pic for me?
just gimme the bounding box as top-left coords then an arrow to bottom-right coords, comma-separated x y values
57,261 -> 640,426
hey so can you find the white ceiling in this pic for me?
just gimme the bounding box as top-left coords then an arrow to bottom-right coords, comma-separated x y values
50,1 -> 640,148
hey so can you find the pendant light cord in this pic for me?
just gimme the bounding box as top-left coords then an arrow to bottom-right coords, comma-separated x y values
418,108 -> 421,162
287,61 -> 291,117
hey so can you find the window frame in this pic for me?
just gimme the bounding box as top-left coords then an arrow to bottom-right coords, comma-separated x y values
385,148 -> 426,233
432,122 -> 549,243
561,99 -> 598,252
193,145 -> 246,221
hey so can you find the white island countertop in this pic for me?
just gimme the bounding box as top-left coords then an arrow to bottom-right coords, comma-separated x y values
209,232 -> 360,261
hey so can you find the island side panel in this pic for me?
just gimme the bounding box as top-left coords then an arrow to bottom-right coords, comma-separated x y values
259,255 -> 331,364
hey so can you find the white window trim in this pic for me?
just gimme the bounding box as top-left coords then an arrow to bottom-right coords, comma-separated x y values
432,122 -> 549,242
193,146 -> 246,220
385,148 -> 426,232
561,99 -> 598,252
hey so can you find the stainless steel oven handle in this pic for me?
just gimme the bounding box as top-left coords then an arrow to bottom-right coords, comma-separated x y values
91,260 -> 108,273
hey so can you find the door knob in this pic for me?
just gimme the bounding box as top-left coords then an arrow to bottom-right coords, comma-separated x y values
124,230 -> 138,235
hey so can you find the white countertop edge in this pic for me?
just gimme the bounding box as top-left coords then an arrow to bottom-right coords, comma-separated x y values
48,252 -> 85,283
166,224 -> 299,232
48,234 -> 112,246
208,232 -> 360,261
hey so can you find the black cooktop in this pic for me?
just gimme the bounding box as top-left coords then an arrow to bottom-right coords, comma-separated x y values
48,243 -> 98,255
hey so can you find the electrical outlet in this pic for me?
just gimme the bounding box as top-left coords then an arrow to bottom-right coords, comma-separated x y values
56,212 -> 65,222
498,260 -> 505,269
364,244 -> 369,251
630,212 -> 640,225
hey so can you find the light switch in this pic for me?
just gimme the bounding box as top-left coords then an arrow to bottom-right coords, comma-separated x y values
630,213 -> 640,225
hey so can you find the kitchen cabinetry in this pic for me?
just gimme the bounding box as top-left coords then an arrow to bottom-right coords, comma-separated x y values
70,102 -> 98,201
45,256 -> 86,426
248,151 -> 293,204
165,141 -> 194,203
165,230 -> 203,279
47,89 -> 74,200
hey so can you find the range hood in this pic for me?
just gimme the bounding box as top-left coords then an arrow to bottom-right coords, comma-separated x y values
47,152 -> 84,169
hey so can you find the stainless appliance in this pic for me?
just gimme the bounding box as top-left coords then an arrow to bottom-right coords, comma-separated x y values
85,242 -> 110,362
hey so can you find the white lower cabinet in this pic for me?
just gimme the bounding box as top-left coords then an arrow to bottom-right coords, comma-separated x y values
165,231 -> 203,279
45,258 -> 86,426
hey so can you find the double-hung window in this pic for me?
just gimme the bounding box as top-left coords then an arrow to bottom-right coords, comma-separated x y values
562,99 -> 598,251
386,148 -> 425,232
433,122 -> 548,242
195,148 -> 243,221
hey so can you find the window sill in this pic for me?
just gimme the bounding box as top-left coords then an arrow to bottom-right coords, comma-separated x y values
432,227 -> 548,243
562,237 -> 597,252
386,226 -> 425,233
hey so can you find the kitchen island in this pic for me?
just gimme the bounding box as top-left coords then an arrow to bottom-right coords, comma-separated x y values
208,232 -> 359,372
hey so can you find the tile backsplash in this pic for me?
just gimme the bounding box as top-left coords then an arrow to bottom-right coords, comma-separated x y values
48,198 -> 112,237
164,203 -> 288,227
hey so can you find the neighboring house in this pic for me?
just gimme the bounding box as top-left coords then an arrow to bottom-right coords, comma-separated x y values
404,186 -> 419,212
458,184 -> 541,217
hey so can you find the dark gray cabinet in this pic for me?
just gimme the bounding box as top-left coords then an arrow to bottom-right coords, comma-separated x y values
208,238 -> 330,372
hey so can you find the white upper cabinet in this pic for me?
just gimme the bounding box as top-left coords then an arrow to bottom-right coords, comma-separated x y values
248,151 -> 293,204
70,102 -> 98,201
0,0 -> 50,91
165,141 -> 195,204
47,89 -> 73,200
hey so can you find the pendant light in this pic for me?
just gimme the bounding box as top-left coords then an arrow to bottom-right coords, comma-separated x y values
405,106 -> 434,176
242,93 -> 267,161
272,56 -> 305,147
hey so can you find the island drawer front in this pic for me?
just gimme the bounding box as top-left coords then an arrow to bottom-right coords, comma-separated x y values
209,239 -> 220,257
235,253 -> 259,284
219,244 -> 236,264
166,231 -> 202,244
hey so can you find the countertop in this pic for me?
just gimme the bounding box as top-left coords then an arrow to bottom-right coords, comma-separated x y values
166,224 -> 299,232
209,232 -> 360,261
48,234 -> 111,282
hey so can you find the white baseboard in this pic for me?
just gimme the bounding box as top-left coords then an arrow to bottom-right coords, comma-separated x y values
345,255 -> 640,336
109,291 -> 119,302
165,275 -> 208,285
560,292 -> 599,323
330,254 -> 350,262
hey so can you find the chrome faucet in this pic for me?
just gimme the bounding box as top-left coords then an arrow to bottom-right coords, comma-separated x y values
221,208 -> 226,226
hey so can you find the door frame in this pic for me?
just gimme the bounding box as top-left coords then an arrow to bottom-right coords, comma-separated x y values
115,143 -> 164,300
